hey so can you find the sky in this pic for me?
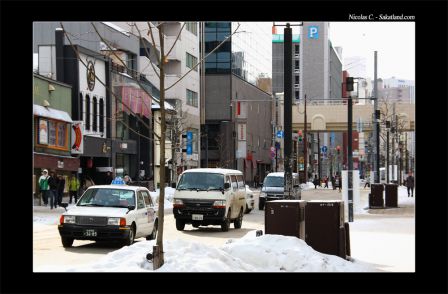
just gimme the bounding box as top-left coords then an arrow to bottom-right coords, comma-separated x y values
33,184 -> 415,272
329,22 -> 415,81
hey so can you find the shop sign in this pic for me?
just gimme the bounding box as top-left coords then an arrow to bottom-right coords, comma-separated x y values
38,118 -> 48,145
71,121 -> 84,154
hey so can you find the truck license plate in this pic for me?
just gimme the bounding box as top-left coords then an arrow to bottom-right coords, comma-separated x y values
84,229 -> 97,237
192,214 -> 203,221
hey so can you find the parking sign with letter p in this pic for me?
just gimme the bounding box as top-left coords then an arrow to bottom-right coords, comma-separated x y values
308,26 -> 319,39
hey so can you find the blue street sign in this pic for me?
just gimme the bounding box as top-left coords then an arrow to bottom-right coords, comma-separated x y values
308,26 -> 319,39
187,131 -> 193,155
276,131 -> 284,138
322,146 -> 327,153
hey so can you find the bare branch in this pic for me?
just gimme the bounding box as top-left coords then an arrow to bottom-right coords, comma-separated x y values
165,23 -> 241,91
60,22 -> 152,132
91,22 -> 156,119
147,22 -> 161,65
165,22 -> 186,58
133,23 -> 160,79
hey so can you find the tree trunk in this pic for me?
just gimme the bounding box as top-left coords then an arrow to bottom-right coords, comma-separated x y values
154,23 -> 165,270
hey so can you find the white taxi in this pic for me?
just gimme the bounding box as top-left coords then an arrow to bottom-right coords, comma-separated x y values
58,183 -> 157,247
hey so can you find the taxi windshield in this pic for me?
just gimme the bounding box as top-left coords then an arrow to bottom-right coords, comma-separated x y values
78,188 -> 135,208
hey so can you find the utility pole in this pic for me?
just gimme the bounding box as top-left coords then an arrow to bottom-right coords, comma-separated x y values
283,23 -> 293,199
347,95 -> 354,222
317,131 -> 321,180
386,120 -> 390,183
392,103 -> 396,182
304,94 -> 308,183
373,51 -> 380,183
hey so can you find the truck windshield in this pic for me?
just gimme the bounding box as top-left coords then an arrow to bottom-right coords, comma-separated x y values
177,173 -> 224,191
263,176 -> 284,187
77,188 -> 135,207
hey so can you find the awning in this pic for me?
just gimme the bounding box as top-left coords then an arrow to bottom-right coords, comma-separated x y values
33,104 -> 73,123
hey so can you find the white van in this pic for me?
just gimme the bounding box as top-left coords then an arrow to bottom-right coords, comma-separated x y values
172,168 -> 246,232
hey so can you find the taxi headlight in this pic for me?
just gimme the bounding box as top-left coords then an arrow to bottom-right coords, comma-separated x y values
64,215 -> 76,224
108,217 -> 121,226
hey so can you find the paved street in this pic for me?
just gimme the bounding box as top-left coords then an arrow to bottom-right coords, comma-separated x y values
33,185 -> 415,272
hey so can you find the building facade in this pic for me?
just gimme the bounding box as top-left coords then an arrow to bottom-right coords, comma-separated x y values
201,22 -> 273,184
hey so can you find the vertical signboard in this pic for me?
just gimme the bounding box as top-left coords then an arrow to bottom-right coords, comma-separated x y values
187,131 -> 193,155
71,121 -> 84,154
238,123 -> 246,141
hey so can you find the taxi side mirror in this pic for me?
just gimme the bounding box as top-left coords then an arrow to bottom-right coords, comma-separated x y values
224,183 -> 230,190
126,205 -> 136,214
60,202 -> 69,211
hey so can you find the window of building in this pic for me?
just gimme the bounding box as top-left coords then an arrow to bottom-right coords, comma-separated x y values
185,22 -> 198,35
85,94 -> 90,130
295,76 -> 299,83
93,96 -> 98,132
191,129 -> 199,153
186,89 -> 198,107
38,119 -> 68,150
295,44 -> 300,53
99,98 -> 104,133
295,91 -> 300,99
295,60 -> 299,69
186,52 -> 198,71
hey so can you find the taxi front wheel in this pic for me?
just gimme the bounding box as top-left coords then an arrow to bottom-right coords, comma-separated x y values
61,237 -> 74,248
123,225 -> 135,246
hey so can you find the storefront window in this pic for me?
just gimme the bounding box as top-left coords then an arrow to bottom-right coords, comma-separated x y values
49,121 -> 57,145
57,123 -> 66,147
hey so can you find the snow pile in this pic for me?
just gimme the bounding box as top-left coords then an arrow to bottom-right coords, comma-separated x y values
149,187 -> 175,210
43,232 -> 375,272
301,182 -> 316,191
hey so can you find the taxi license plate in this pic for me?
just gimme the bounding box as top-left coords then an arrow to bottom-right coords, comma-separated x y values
84,229 -> 97,237
192,214 -> 203,221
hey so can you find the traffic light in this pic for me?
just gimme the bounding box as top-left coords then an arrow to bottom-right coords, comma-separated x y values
346,77 -> 354,92
298,130 -> 303,142
337,145 -> 341,154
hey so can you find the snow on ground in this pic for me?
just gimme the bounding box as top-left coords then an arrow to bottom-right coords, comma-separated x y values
37,231 -> 376,272
149,187 -> 175,210
301,182 -> 316,190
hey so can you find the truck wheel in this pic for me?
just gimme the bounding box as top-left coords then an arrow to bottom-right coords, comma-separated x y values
259,199 -> 265,210
61,237 -> 74,248
221,210 -> 231,232
176,219 -> 185,231
234,209 -> 243,229
123,224 -> 135,246
146,220 -> 158,240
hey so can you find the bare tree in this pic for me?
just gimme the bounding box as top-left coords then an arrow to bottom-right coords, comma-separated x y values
68,21 -> 241,269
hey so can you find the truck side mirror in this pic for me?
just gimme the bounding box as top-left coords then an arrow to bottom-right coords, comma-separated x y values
224,183 -> 230,190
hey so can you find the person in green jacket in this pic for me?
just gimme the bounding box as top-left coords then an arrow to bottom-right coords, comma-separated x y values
39,169 -> 50,206
69,172 -> 80,204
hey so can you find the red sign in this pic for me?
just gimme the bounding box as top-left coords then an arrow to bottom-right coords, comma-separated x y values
121,86 -> 152,118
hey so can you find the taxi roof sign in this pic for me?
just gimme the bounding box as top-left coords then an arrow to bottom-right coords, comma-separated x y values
111,176 -> 125,185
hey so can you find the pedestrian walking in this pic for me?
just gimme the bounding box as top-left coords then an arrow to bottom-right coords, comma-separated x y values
338,174 -> 342,192
331,175 -> 336,190
254,174 -> 259,188
47,171 -> 58,209
124,174 -> 132,185
69,173 -> 80,204
57,174 -> 65,207
405,171 -> 414,197
313,175 -> 320,189
324,176 -> 329,188
38,169 -> 50,206
104,171 -> 113,185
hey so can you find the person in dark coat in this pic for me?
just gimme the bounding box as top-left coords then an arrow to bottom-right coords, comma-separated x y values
405,172 -> 415,197
104,171 -> 113,185
47,171 -> 58,209
313,175 -> 320,189
331,175 -> 336,190
57,175 -> 65,206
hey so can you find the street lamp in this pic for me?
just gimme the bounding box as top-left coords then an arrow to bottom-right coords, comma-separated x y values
386,120 -> 391,183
